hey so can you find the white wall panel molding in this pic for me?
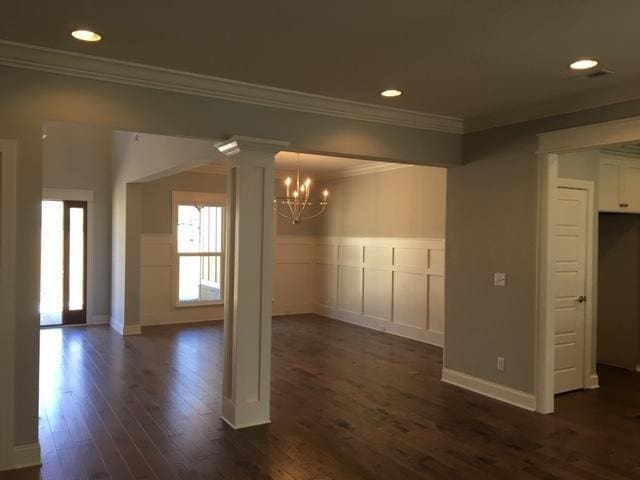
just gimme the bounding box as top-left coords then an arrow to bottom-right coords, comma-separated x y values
273,236 -> 316,315
314,236 -> 445,347
0,40 -> 463,134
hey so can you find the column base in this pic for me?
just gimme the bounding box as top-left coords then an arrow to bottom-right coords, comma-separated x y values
221,397 -> 270,429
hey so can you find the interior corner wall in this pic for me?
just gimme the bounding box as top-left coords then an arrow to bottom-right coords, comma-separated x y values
597,213 -> 640,370
447,100 -> 640,397
42,121 -> 113,322
315,165 -> 447,238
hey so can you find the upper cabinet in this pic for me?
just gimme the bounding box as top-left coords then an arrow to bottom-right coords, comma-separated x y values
599,153 -> 640,213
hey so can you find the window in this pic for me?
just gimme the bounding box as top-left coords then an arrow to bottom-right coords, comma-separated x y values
173,192 -> 225,306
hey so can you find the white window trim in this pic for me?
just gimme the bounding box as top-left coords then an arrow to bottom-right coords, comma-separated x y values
171,191 -> 226,308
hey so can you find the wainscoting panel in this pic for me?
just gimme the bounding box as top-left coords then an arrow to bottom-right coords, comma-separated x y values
314,236 -> 445,347
273,236 -> 316,315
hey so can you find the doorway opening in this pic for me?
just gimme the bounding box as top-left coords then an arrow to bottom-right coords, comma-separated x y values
39,199 -> 87,326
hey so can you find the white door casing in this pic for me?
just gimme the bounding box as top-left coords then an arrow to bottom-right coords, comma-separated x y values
552,186 -> 588,394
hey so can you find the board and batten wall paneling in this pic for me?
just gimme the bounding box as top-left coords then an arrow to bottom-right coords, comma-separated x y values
139,234 -> 224,325
314,236 -> 445,347
273,236 -> 316,315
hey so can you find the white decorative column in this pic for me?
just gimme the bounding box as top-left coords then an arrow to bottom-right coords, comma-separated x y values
216,136 -> 289,429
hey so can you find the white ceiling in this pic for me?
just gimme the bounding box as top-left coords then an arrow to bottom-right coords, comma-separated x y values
4,1 -> 640,125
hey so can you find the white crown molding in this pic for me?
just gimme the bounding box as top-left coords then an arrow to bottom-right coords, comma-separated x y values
276,161 -> 413,181
0,40 -> 463,134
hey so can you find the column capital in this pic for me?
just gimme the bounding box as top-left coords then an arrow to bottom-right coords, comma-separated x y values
215,136 -> 290,157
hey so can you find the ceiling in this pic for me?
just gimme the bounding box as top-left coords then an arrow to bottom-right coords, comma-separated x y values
3,1 -> 640,124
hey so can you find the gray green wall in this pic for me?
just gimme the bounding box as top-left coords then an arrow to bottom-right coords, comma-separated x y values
597,213 -> 640,371
42,121 -> 113,319
446,100 -> 640,394
0,64 -> 460,446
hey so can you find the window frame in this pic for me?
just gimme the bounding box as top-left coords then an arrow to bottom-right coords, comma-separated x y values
171,191 -> 226,308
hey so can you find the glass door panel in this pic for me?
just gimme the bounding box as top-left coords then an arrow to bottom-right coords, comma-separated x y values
39,200 -> 87,326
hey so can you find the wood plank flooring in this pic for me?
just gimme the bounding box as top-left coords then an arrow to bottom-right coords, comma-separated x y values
2,314 -> 640,479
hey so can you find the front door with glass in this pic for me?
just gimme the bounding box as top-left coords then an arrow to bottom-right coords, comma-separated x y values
40,200 -> 87,326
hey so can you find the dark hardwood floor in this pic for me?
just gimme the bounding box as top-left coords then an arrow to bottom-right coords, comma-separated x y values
3,315 -> 640,479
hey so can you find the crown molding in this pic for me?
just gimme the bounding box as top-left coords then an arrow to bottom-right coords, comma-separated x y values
0,40 -> 463,134
276,161 -> 413,181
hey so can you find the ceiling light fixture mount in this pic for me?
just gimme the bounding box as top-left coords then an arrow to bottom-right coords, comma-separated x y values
71,29 -> 102,42
380,89 -> 402,98
569,58 -> 598,71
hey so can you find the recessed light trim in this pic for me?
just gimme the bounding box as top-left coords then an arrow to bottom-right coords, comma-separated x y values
71,29 -> 102,42
569,58 -> 598,71
380,89 -> 402,98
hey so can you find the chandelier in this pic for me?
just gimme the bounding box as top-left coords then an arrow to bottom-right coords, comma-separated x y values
273,166 -> 329,224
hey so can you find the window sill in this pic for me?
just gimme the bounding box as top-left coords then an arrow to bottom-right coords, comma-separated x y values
174,301 -> 224,309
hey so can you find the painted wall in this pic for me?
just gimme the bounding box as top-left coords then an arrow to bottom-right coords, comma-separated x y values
42,121 -> 113,320
447,101 -> 640,396
597,213 -> 640,370
0,64 -> 460,448
316,165 -> 447,238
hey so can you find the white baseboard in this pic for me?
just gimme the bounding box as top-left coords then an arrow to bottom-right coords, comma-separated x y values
441,368 -> 536,412
272,303 -> 314,316
587,373 -> 600,389
89,314 -> 109,325
109,317 -> 141,336
314,304 -> 444,348
13,443 -> 41,469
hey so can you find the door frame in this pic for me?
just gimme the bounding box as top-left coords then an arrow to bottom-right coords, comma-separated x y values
0,139 -> 17,470
42,188 -> 95,324
536,115 -> 640,413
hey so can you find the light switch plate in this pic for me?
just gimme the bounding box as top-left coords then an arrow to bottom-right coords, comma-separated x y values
497,356 -> 505,371
494,273 -> 506,287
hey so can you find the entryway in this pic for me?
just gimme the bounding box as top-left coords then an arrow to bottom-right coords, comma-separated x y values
40,199 -> 87,326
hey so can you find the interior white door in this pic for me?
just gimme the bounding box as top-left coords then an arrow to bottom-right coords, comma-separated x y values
553,186 -> 588,394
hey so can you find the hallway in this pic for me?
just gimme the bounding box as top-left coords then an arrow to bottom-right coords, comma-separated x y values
9,316 -> 640,479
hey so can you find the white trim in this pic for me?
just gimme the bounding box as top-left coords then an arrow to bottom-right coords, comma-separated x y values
538,115 -> 640,154
0,139 -> 17,471
41,188 -> 96,326
12,443 -> 41,470
109,317 -> 141,335
587,374 -> 600,389
0,40 -> 463,134
441,368 -> 536,412
316,305 -> 444,347
171,191 -> 227,308
277,162 -> 414,181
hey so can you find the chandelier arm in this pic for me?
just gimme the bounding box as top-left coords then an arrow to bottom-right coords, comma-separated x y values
300,202 -> 327,221
273,205 -> 296,220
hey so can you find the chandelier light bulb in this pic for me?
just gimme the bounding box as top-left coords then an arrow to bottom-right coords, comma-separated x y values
323,189 -> 329,197
305,178 -> 311,187
300,185 -> 306,193
293,191 -> 299,198
284,177 -> 292,186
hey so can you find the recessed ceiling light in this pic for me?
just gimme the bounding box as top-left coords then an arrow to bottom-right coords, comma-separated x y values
380,89 -> 402,98
569,58 -> 598,71
71,29 -> 102,42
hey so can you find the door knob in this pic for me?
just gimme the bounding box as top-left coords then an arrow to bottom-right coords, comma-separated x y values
576,295 -> 586,304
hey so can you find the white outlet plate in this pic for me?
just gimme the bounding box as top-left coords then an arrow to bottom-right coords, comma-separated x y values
494,273 -> 506,287
497,356 -> 505,371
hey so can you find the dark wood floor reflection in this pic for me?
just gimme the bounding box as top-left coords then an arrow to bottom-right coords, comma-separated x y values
3,315 -> 640,479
